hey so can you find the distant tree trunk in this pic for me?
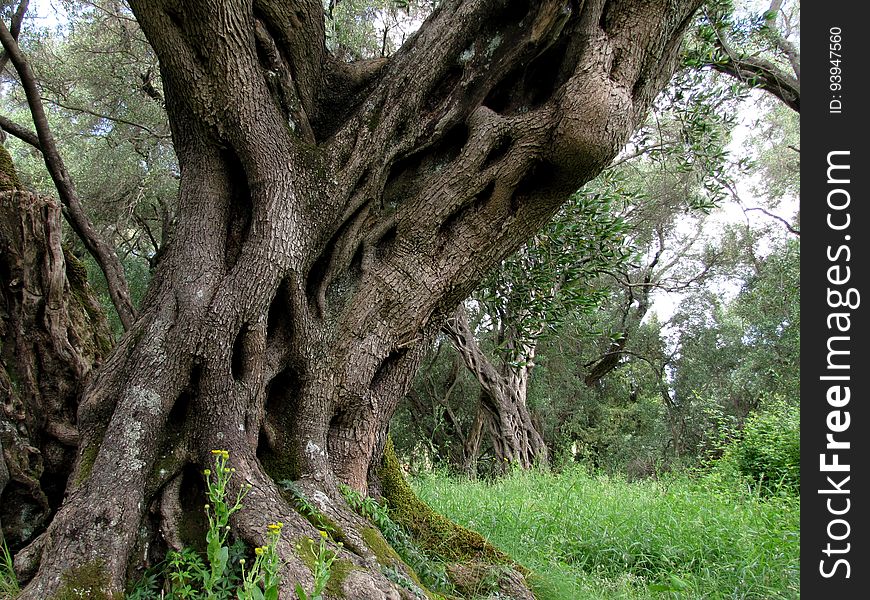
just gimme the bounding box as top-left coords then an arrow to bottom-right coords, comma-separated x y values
0,146 -> 112,562
461,404 -> 486,477
444,306 -> 547,471
11,1 -> 703,597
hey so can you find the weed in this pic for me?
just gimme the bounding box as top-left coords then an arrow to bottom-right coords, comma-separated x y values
126,451 -> 284,600
203,450 -> 251,598
294,531 -> 339,600
239,522 -> 283,600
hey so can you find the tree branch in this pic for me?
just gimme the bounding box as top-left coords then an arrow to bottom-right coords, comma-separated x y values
744,206 -> 800,236
704,6 -> 800,113
0,112 -> 40,148
41,96 -> 171,139
709,54 -> 799,112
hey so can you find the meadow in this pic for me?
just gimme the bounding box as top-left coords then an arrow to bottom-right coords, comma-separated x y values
413,468 -> 799,599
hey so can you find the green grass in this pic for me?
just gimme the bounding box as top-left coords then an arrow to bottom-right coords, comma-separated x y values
1,541 -> 20,599
412,467 -> 799,599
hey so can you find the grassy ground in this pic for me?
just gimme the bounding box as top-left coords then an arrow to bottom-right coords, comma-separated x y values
412,467 -> 799,600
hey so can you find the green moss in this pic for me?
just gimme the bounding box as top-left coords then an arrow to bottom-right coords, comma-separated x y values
0,145 -> 22,191
63,246 -> 89,290
324,558 -> 354,597
296,536 -> 317,570
76,441 -> 101,485
378,438 -> 514,567
360,526 -> 402,567
49,561 -> 122,600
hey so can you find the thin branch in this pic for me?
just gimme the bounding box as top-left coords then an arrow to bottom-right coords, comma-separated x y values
0,0 -> 28,73
745,206 -> 800,236
703,6 -> 799,113
42,96 -> 170,139
0,18 -> 137,330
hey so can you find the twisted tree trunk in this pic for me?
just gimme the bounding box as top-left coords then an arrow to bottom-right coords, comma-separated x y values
0,146 -> 112,563
11,1 -> 702,597
443,306 -> 547,471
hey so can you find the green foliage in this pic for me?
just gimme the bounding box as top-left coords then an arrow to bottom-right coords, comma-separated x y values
745,100 -> 800,201
203,451 -> 252,597
325,0 -> 433,60
414,468 -> 799,599
126,452 -> 283,600
476,184 -> 632,362
340,484 -> 451,593
165,547 -> 210,599
672,235 -> 800,442
682,0 -> 800,97
239,524 -> 283,600
2,0 -> 171,327
293,532 -> 339,600
716,399 -> 799,494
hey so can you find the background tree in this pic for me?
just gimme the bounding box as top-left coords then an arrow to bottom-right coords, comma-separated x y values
1,0 -> 176,332
442,186 -> 628,473
0,146 -> 112,561
395,63 -> 746,475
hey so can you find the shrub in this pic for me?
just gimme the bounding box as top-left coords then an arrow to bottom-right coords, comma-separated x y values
719,399 -> 799,494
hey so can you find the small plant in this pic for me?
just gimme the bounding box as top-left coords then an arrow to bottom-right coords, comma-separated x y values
166,547 -> 209,599
294,531 -> 340,600
132,451 -> 282,600
238,522 -> 283,600
203,450 -> 252,598
1,540 -> 20,599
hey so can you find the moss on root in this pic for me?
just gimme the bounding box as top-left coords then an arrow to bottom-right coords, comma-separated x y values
49,561 -> 123,600
76,441 -> 101,485
0,145 -> 22,191
377,438 -> 535,599
378,438 -> 513,567
360,526 -> 402,567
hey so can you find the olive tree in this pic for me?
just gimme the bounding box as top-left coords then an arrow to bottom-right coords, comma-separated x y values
2,0 -> 704,596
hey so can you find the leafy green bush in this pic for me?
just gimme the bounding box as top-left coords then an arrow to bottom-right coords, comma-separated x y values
718,399 -> 799,494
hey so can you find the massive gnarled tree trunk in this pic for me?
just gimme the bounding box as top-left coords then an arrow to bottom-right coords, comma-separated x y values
13,0 -> 702,597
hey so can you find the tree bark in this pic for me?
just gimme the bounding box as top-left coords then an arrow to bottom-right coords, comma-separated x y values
11,0 -> 703,597
443,305 -> 547,471
0,147 -> 113,558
